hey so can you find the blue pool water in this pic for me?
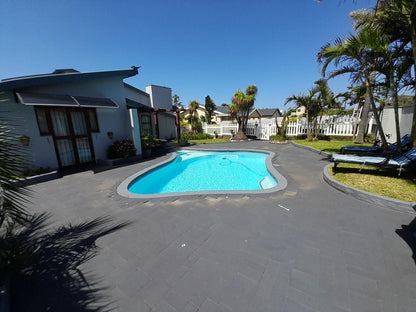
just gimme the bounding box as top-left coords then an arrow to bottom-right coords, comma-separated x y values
127,151 -> 278,194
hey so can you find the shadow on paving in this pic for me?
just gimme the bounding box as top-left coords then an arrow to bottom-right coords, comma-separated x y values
396,215 -> 416,265
9,213 -> 131,312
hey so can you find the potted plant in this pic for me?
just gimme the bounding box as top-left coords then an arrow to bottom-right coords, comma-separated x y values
141,136 -> 157,158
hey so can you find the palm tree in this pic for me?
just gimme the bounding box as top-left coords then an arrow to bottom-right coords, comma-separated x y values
230,84 -> 258,140
0,116 -> 30,229
339,85 -> 367,142
352,0 -> 416,147
285,90 -> 320,141
317,25 -> 389,149
311,79 -> 341,139
187,100 -> 200,133
172,94 -> 182,109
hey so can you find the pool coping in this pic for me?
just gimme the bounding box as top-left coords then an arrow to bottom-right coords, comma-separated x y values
117,148 -> 288,199
290,140 -> 416,213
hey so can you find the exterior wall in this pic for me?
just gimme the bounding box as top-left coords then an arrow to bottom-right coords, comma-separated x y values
1,91 -> 59,170
4,76 -> 134,168
146,85 -> 172,109
381,106 -> 414,143
124,85 -> 151,106
158,113 -> 177,139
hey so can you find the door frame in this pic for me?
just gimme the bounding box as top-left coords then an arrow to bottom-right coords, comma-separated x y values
35,107 -> 96,169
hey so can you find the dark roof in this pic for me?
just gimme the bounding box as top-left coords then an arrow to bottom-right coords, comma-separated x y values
257,108 -> 281,117
214,106 -> 229,114
0,67 -> 139,91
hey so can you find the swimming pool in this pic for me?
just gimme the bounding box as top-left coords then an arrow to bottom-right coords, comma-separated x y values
117,149 -> 287,198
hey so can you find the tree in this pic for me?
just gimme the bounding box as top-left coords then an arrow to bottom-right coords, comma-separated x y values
187,100 -> 200,133
352,0 -> 416,147
204,96 -> 216,124
285,90 -> 321,141
311,78 -> 341,139
231,84 -> 257,140
317,25 -> 390,149
172,94 -> 182,109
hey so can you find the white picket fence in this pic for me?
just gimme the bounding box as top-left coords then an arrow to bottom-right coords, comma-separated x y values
202,114 -> 375,140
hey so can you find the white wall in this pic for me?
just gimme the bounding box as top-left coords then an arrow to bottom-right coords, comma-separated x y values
5,76 -> 134,168
381,106 -> 414,143
124,85 -> 151,107
1,91 -> 59,170
146,85 -> 172,110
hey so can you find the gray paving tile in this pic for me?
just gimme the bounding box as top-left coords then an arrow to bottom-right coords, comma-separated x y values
15,141 -> 416,312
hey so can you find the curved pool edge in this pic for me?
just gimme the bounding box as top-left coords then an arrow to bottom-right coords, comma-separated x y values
117,148 -> 287,199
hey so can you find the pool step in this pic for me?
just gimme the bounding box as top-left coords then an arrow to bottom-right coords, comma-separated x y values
259,176 -> 275,190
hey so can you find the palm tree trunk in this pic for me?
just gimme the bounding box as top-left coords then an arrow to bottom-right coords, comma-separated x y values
390,72 -> 402,153
355,90 -> 371,144
366,80 -> 389,149
352,105 -> 361,142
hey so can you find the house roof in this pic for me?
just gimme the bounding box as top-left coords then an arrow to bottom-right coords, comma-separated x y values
214,105 -> 229,115
257,108 -> 281,117
0,67 -> 139,91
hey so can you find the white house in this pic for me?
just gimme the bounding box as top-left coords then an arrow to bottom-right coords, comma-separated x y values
0,68 -> 177,171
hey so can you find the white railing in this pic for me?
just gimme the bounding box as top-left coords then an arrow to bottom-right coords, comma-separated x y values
201,114 -> 374,140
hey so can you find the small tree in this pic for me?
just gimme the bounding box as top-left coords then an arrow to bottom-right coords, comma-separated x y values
187,100 -> 200,133
231,84 -> 257,140
204,96 -> 216,124
172,94 -> 182,108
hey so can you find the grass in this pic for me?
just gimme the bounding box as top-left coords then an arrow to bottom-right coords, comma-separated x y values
329,163 -> 416,202
186,138 -> 231,144
292,139 -> 372,154
294,138 -> 416,202
169,138 -> 231,145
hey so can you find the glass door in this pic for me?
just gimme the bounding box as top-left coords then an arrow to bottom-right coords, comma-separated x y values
50,108 -> 94,168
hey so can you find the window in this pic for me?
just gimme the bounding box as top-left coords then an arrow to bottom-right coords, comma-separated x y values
87,109 -> 99,132
35,107 -> 51,135
34,107 -> 99,135
139,113 -> 153,137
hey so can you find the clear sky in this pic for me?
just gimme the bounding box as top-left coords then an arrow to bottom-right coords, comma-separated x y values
0,0 -> 377,110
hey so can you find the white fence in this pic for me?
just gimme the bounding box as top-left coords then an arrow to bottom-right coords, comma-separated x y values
202,114 -> 375,140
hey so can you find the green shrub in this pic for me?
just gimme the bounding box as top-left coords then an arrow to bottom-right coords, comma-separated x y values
181,132 -> 213,140
270,134 -> 286,141
365,133 -> 377,144
106,139 -> 137,159
141,136 -> 158,151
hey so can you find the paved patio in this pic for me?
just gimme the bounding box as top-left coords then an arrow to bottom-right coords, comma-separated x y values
13,141 -> 416,311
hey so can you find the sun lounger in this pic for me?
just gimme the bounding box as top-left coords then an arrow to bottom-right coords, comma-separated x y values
332,147 -> 416,176
340,134 -> 411,154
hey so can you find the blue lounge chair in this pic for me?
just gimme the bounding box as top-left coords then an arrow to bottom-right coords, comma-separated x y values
332,147 -> 416,176
340,134 -> 411,154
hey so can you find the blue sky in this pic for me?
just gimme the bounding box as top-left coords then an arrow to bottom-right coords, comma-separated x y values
0,0 -> 377,110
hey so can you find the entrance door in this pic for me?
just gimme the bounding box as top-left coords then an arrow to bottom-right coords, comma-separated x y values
50,108 -> 95,168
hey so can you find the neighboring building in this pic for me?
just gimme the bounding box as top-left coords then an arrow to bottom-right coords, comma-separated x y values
381,105 -> 414,143
0,68 -> 177,171
182,104 -> 232,123
290,105 -> 306,116
249,108 -> 281,122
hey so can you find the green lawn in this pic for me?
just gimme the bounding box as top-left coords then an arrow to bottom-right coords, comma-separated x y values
188,138 -> 231,144
329,163 -> 416,202
294,139 -> 416,202
292,139 -> 372,154
170,138 -> 231,144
